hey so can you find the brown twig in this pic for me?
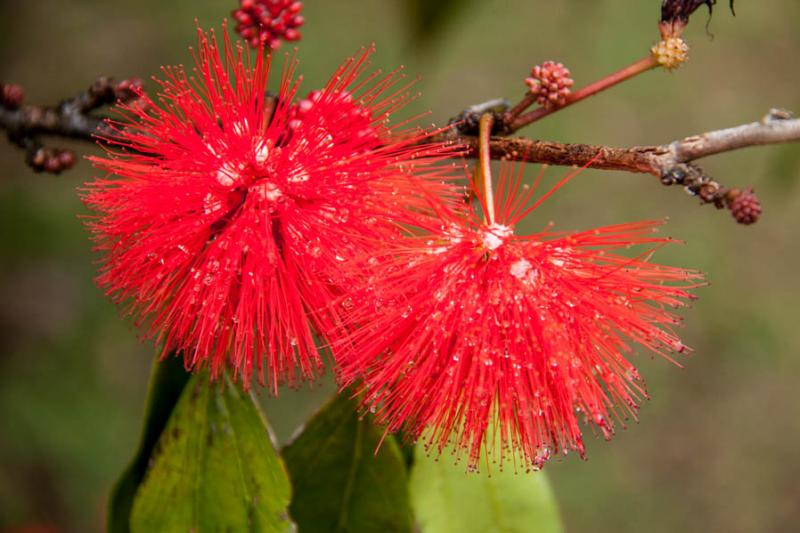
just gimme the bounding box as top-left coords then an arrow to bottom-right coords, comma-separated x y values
0,101 -> 111,142
669,110 -> 800,161
440,109 -> 798,223
446,109 -> 798,174
2,76 -> 795,223
0,77 -> 141,174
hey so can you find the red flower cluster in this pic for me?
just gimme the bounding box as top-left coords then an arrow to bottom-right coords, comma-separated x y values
232,0 -> 304,49
84,24 -> 703,471
333,165 -> 703,470
84,28 -> 460,391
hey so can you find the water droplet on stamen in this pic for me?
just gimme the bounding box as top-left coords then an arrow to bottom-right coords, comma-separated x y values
253,182 -> 283,202
216,164 -> 238,187
204,193 -> 223,214
254,138 -> 269,164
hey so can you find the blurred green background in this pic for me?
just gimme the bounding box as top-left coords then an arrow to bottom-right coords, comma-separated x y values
1,1 -> 798,531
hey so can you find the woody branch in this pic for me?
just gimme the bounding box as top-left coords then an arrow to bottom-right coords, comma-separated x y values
3,84 -> 797,175
0,78 -> 141,174
446,109 -> 800,177
0,0 -> 773,224
438,109 -> 797,222
0,83 -> 794,222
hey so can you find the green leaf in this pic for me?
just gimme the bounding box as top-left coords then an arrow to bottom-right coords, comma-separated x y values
282,394 -> 413,533
108,355 -> 192,533
409,443 -> 563,533
129,370 -> 294,533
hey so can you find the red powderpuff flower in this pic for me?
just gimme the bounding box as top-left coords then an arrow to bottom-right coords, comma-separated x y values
334,164 -> 704,471
83,27 -> 462,392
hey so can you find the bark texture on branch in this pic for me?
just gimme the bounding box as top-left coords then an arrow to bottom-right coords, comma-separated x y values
446,109 -> 799,178
670,110 -> 800,161
0,76 -> 139,173
0,104 -> 109,142
2,86 -> 796,181
437,109 -> 796,224
1,82 -> 796,223
453,137 -> 662,175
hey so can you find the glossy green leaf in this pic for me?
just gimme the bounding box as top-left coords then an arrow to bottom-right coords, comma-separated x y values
410,443 -> 563,533
108,354 -> 192,533
282,394 -> 413,533
129,371 -> 293,533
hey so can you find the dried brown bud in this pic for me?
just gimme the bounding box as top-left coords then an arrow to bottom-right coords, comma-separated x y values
660,167 -> 688,186
698,182 -> 718,203
660,1 -> 735,38
89,76 -> 116,100
661,0 -> 734,24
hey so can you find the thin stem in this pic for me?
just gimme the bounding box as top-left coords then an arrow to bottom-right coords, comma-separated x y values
479,113 -> 496,224
511,55 -> 658,132
504,93 -> 537,124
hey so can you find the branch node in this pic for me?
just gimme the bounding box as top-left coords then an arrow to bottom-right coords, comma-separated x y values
450,99 -> 511,136
764,108 -> 795,123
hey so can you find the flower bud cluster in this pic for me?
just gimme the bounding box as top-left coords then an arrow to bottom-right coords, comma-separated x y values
727,188 -> 762,225
28,147 -> 76,174
524,61 -> 574,109
232,0 -> 304,49
0,82 -> 24,109
651,37 -> 689,70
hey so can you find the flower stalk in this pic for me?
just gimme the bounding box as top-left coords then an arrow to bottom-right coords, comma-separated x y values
478,113 -> 496,224
509,55 -> 659,132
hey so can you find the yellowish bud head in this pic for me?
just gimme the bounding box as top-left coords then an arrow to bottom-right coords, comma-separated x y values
651,37 -> 689,70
